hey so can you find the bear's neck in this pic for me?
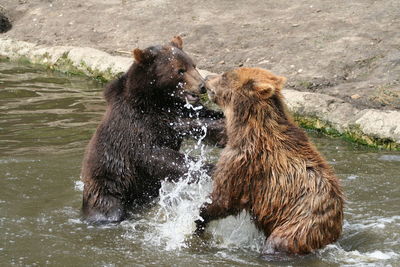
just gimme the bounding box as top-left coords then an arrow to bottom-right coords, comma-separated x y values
225,94 -> 294,150
123,64 -> 180,110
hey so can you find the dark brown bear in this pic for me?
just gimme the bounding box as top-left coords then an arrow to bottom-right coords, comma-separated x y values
81,37 -> 224,224
196,67 -> 344,257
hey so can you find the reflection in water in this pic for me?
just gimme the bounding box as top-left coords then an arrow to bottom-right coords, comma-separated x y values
0,61 -> 104,155
0,60 -> 399,266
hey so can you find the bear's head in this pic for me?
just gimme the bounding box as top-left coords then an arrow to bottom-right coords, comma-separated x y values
205,67 -> 286,108
131,36 -> 206,104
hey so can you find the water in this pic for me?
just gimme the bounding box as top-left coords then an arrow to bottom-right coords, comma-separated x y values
1,60 -> 399,266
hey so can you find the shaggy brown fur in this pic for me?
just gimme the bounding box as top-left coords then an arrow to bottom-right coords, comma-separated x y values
196,67 -> 344,257
81,37 -> 225,224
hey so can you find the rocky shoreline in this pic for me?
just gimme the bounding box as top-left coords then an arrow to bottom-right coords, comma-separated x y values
1,37 -> 399,150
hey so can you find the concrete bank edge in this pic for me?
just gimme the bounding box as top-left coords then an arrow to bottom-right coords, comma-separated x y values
1,37 -> 399,150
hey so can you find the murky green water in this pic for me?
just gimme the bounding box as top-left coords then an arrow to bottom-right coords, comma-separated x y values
1,60 -> 399,266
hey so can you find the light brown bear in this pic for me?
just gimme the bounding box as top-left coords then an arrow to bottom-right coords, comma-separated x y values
195,67 -> 344,257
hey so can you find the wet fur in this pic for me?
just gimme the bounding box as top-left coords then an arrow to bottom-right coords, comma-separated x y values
81,37 -> 225,224
197,67 -> 344,256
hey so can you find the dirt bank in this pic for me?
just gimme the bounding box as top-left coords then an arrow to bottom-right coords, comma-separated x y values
2,0 -> 400,111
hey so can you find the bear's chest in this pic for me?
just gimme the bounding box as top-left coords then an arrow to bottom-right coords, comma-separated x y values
146,112 -> 183,150
156,124 -> 182,150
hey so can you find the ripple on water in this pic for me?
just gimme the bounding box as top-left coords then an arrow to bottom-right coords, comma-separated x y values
347,174 -> 359,180
0,158 -> 40,164
319,244 -> 400,265
346,215 -> 400,230
378,154 -> 400,162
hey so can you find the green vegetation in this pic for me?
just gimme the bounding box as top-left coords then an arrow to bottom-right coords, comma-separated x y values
297,80 -> 315,90
294,115 -> 400,150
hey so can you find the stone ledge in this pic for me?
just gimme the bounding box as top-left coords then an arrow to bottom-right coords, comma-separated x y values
0,38 -> 131,81
1,37 -> 399,149
283,90 -> 400,149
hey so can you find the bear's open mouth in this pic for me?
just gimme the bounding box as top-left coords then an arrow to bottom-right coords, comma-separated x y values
185,92 -> 200,103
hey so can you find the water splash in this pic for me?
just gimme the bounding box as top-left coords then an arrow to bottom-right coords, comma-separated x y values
184,97 -> 203,111
207,212 -> 264,252
147,101 -> 212,250
74,180 -> 84,191
125,102 -> 265,252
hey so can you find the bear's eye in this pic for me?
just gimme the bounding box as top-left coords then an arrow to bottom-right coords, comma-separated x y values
178,69 -> 186,75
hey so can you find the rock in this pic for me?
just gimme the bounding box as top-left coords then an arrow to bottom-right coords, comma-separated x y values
0,38 -> 131,80
351,94 -> 361,99
284,89 -> 400,146
283,90 -> 358,132
67,47 -> 132,77
258,59 -> 270,65
355,109 -> 400,143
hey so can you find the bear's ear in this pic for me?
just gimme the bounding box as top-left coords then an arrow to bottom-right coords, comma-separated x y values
170,36 -> 183,50
253,82 -> 276,99
132,48 -> 153,64
275,75 -> 287,89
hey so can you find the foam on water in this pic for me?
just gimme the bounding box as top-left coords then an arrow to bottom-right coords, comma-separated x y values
316,217 -> 400,265
319,244 -> 400,264
207,212 -> 264,251
345,215 -> 400,231
152,102 -> 211,249
147,153 -> 264,251
74,180 -> 84,192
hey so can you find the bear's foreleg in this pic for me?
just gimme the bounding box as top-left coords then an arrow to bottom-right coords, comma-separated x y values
174,117 -> 226,147
200,118 -> 227,147
195,195 -> 238,235
177,104 -> 226,147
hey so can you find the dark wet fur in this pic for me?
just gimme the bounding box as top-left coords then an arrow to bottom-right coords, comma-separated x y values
81,38 -> 225,224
